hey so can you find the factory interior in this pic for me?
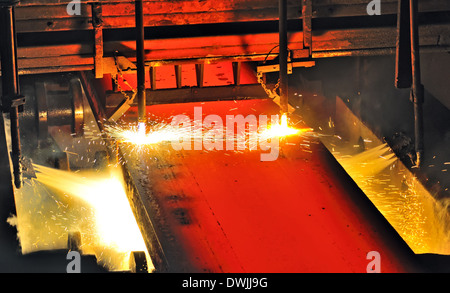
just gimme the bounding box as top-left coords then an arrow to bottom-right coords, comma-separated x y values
0,0 -> 450,274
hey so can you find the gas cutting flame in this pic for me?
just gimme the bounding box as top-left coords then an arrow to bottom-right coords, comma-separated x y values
260,113 -> 312,139
138,121 -> 146,137
105,114 -> 311,149
105,121 -> 191,146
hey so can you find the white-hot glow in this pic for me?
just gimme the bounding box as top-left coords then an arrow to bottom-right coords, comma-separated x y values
105,122 -> 190,146
107,114 -> 310,150
31,164 -> 153,272
260,114 -> 312,139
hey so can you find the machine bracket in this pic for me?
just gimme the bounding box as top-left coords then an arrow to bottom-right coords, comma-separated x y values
1,94 -> 25,113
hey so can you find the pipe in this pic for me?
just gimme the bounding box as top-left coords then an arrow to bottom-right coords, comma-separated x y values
135,0 -> 146,124
278,0 -> 288,114
0,3 -> 22,189
409,0 -> 424,167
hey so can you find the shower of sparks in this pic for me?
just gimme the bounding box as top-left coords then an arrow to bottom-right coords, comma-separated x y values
19,164 -> 154,272
105,113 -> 312,152
324,140 -> 450,254
106,122 -> 190,146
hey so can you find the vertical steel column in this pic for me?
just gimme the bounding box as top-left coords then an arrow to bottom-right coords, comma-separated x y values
302,0 -> 312,57
135,0 -> 146,123
92,3 -> 104,79
0,1 -> 22,189
279,0 -> 289,114
395,0 -> 412,89
409,0 -> 424,166
175,65 -> 182,89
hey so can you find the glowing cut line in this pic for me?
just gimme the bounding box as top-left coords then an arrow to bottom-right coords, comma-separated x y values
105,113 -> 312,163
107,115 -> 309,147
106,122 -> 191,145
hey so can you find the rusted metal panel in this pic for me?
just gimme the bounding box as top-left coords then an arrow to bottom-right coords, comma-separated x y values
6,23 -> 450,75
13,0 -> 450,32
17,55 -> 93,69
106,83 -> 265,105
17,44 -> 90,58
14,0 -> 450,29
14,0 -> 302,32
105,84 -> 267,111
17,65 -> 94,75
104,32 -> 306,61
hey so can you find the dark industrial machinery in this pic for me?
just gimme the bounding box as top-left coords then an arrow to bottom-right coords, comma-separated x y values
1,0 -> 450,274
20,75 -> 85,144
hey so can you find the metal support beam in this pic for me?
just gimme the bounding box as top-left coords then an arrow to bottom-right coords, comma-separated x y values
149,66 -> 156,90
257,60 -> 315,74
278,0 -> 288,114
195,63 -> 204,88
175,65 -> 182,88
11,0 -> 450,33
106,84 -> 268,108
409,0 -> 424,167
395,0 -> 425,167
135,0 -> 146,123
92,2 -> 103,79
395,0 -> 412,88
302,0 -> 312,57
232,62 -> 241,86
0,1 -> 23,189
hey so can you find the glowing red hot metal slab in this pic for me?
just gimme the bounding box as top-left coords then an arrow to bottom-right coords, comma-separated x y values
117,99 -> 423,273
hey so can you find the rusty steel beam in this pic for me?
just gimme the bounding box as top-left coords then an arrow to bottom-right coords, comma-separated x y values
105,84 -> 268,111
3,22 -> 450,75
12,0 -> 450,33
